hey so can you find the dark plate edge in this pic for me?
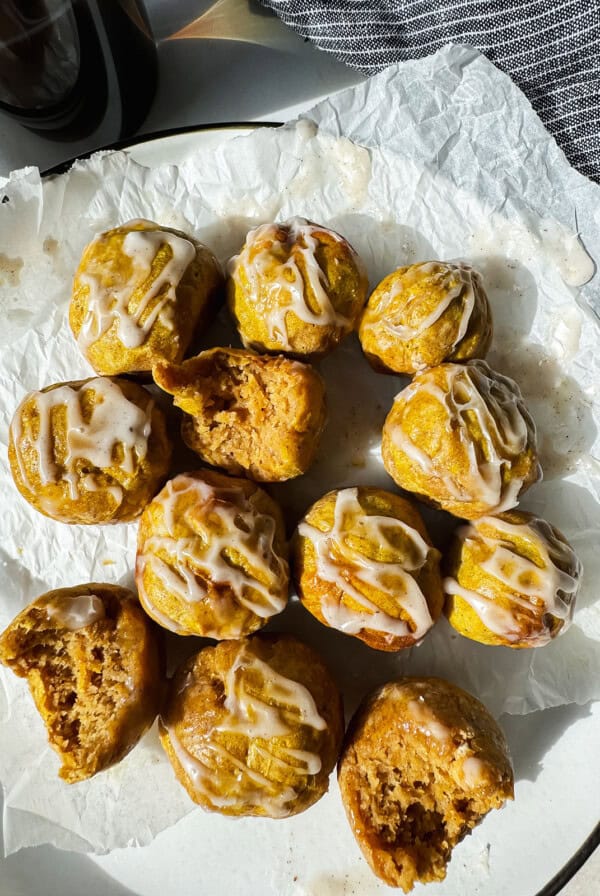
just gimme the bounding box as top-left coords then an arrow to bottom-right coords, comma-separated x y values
41,120 -> 282,177
39,120 -> 600,896
537,820 -> 600,896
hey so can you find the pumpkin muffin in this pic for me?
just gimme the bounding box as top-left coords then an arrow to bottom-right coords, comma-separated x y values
227,217 -> 368,357
9,376 -> 172,524
153,347 -> 327,482
382,360 -> 541,519
136,470 -> 290,638
359,261 -> 492,375
70,218 -> 223,375
338,677 -> 514,891
0,584 -> 163,782
292,487 -> 443,651
444,510 -> 581,647
159,634 -> 344,817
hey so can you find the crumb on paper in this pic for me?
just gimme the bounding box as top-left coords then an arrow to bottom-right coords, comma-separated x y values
42,238 -> 58,255
479,842 -> 491,874
0,253 -> 23,286
102,559 -> 115,566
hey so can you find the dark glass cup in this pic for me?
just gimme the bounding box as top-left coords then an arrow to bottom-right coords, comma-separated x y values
0,0 -> 157,142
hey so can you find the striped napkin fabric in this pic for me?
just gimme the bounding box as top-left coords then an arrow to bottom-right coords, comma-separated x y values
259,0 -> 599,182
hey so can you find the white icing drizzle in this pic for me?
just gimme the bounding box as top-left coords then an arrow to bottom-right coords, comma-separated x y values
228,217 -> 352,349
45,593 -> 105,630
136,475 -> 288,635
444,514 -> 581,645
10,378 -> 153,507
390,361 -> 537,513
406,696 -> 451,743
77,223 -> 196,350
298,488 -> 434,642
462,756 -> 487,787
445,579 -> 524,641
163,643 -> 327,816
218,644 -> 327,738
165,734 -> 297,817
378,261 -> 477,348
253,744 -> 322,775
80,473 -> 123,506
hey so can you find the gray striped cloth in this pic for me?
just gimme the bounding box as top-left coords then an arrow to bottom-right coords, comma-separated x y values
259,0 -> 599,182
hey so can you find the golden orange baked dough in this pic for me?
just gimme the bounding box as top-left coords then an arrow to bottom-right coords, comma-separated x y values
382,360 -> 541,519
8,376 -> 172,524
136,470 -> 290,638
70,218 -> 223,375
292,487 -> 443,651
159,634 -> 344,817
0,584 -> 163,783
153,347 -> 327,482
227,217 -> 368,357
444,510 -> 581,647
338,677 -> 514,892
359,261 -> 492,374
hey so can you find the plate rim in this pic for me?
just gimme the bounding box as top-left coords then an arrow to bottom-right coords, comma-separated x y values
30,120 -> 600,896
40,120 -> 282,178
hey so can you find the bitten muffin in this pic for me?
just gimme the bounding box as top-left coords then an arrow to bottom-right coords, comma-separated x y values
8,376 -> 172,524
69,218 -> 223,375
444,510 -> 581,647
292,487 -> 443,651
338,677 -> 514,892
136,470 -> 290,638
227,217 -> 368,357
153,347 -> 327,482
159,634 -> 344,817
359,261 -> 492,375
0,584 -> 163,783
382,360 -> 541,519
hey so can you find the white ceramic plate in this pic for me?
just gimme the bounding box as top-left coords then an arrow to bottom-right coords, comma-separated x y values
1,128 -> 598,896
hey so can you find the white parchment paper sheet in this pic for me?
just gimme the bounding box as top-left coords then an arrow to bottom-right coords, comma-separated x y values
0,45 -> 599,855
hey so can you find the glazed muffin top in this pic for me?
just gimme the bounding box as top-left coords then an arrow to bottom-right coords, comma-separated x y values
444,510 -> 581,647
159,634 -> 344,818
293,486 -> 443,651
359,261 -> 492,375
8,376 -> 171,524
227,217 -> 368,357
382,360 -> 541,519
136,470 -> 290,638
70,218 -> 223,375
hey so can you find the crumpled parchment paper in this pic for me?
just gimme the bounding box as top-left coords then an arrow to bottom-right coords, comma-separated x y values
0,44 -> 599,855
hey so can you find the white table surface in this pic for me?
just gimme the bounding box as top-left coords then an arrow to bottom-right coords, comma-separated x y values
0,3 -> 597,893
